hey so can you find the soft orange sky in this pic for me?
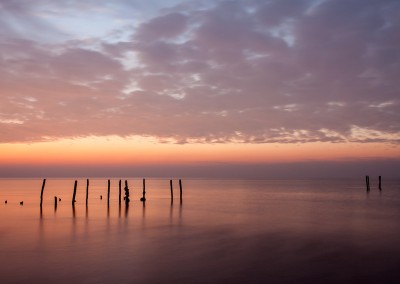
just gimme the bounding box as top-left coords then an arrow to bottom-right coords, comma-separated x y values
1,136 -> 399,166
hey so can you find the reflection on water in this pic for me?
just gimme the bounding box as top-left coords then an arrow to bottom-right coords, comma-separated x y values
1,178 -> 400,283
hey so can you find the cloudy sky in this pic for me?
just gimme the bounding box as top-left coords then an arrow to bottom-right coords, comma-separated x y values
1,0 -> 399,178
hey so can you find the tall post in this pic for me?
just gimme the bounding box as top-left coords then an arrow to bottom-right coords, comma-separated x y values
140,178 -> 146,201
86,179 -> 89,205
170,179 -> 173,200
366,175 -> 370,192
379,176 -> 382,191
54,196 -> 58,209
119,179 -> 122,204
40,179 -> 46,207
72,180 -> 77,205
107,179 -> 111,204
124,180 -> 130,204
179,179 -> 183,203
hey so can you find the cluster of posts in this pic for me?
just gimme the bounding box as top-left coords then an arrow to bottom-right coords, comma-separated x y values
365,175 -> 382,192
39,178 -> 183,208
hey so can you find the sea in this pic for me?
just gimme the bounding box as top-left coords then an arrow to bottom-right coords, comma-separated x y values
1,178 -> 400,283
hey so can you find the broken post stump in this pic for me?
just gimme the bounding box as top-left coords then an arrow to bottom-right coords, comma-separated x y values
40,179 -> 46,207
72,180 -> 77,205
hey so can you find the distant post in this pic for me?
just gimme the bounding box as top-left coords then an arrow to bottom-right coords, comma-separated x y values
40,179 -> 46,207
72,180 -> 77,205
170,179 -> 173,200
119,180 -> 122,204
107,179 -> 111,204
366,176 -> 370,192
379,176 -> 382,191
86,179 -> 89,205
179,179 -> 183,203
54,196 -> 58,209
124,180 -> 130,204
140,178 -> 146,202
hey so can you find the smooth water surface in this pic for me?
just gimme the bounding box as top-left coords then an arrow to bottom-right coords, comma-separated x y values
1,178 -> 400,283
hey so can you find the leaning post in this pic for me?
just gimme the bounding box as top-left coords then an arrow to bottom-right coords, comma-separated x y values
72,180 -> 77,205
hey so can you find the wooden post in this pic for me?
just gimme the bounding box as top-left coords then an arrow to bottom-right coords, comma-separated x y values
72,180 -> 77,205
54,196 -> 58,209
40,179 -> 46,207
124,180 -> 130,204
179,179 -> 183,203
119,179 -> 122,204
107,179 -> 111,204
379,176 -> 382,190
86,179 -> 89,205
366,175 -> 370,191
86,179 -> 89,204
170,179 -> 173,200
140,178 -> 146,201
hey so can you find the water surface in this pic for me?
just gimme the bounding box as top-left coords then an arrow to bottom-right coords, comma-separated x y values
1,178 -> 400,283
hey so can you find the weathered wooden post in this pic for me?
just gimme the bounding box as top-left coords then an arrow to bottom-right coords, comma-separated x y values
379,176 -> 382,190
54,196 -> 58,209
40,179 -> 46,207
179,179 -> 183,203
86,179 -> 89,205
119,179 -> 122,204
107,179 -> 111,204
366,175 -> 370,191
72,180 -> 77,205
124,180 -> 130,204
170,179 -> 173,200
140,178 -> 146,201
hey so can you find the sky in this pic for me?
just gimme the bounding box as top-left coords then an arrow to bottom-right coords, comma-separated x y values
0,0 -> 399,178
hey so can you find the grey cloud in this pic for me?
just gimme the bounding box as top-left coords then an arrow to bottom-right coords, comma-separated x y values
0,0 -> 399,144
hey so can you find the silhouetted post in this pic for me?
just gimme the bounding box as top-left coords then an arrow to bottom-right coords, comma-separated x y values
54,196 -> 58,209
107,179 -> 111,204
86,179 -> 89,205
40,179 -> 46,207
170,179 -> 173,200
179,179 -> 183,203
72,180 -> 77,205
124,180 -> 130,204
366,176 -> 370,191
140,178 -> 146,201
119,179 -> 122,204
379,176 -> 382,190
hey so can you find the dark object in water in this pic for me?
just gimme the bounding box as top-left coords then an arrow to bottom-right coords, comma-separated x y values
100,195 -> 103,199
179,179 -> 183,203
365,175 -> 370,191
5,200 -> 7,204
59,198 -> 61,201
379,176 -> 382,190
20,201 -> 23,205
72,180 -> 77,205
140,178 -> 146,202
140,197 -> 146,202
40,179 -> 46,207
124,180 -> 130,204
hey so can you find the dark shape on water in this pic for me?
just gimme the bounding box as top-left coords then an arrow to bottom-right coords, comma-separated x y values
20,201 -> 23,205
365,175 -> 370,191
107,179 -> 110,204
54,196 -> 57,210
100,195 -> 102,200
140,178 -> 146,202
40,178 -> 46,207
5,200 -> 7,204
86,179 -> 89,205
124,180 -> 130,204
170,179 -> 173,200
118,179 -> 122,204
59,198 -> 61,201
379,176 -> 382,190
72,180 -> 77,205
179,179 -> 183,203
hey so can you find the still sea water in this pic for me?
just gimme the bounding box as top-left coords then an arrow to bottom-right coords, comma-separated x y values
1,178 -> 400,283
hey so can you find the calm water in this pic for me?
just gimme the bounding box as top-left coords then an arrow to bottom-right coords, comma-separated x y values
1,178 -> 400,283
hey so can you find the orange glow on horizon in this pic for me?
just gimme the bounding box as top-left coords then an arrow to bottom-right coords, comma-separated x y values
0,136 -> 399,166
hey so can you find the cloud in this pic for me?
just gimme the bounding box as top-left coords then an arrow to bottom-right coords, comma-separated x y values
0,0 -> 399,144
